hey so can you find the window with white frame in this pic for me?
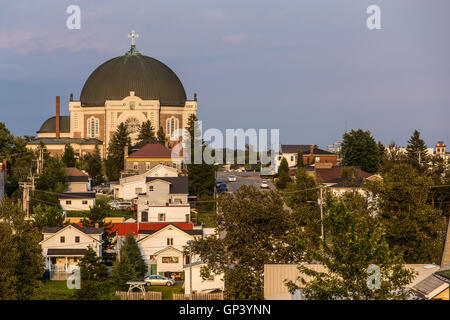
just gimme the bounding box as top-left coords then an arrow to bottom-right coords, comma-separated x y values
87,117 -> 99,138
166,117 -> 179,137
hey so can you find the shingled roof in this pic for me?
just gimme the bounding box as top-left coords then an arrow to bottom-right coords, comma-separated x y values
315,166 -> 372,183
42,223 -> 102,235
127,143 -> 173,159
65,167 -> 89,182
281,144 -> 335,155
145,176 -> 188,194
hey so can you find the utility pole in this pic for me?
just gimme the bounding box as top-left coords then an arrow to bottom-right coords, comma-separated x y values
319,185 -> 324,246
19,181 -> 32,218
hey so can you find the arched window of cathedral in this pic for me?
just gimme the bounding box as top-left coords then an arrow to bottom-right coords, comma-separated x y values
166,116 -> 179,137
87,117 -> 99,138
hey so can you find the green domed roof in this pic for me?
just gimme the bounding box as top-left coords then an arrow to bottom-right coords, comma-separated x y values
80,46 -> 187,106
38,116 -> 70,133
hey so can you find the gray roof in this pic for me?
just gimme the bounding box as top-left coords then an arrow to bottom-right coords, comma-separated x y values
413,274 -> 447,297
281,144 -> 335,155
145,176 -> 188,194
43,223 -> 102,235
58,192 -> 96,199
47,248 -> 86,256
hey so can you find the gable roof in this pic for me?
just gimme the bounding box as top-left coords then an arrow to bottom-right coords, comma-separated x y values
58,192 -> 96,199
281,144 -> 335,155
65,167 -> 90,182
137,223 -> 201,243
315,166 -> 372,183
153,246 -> 184,256
42,223 -> 103,235
145,176 -> 188,194
127,143 -> 173,159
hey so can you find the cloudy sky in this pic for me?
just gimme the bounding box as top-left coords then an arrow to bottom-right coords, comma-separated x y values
0,0 -> 449,149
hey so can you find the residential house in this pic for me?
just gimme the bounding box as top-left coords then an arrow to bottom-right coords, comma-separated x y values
125,142 -> 183,175
137,176 -> 190,223
115,164 -> 178,200
278,144 -> 338,169
137,223 -> 204,279
183,261 -> 225,294
40,223 -> 103,279
59,167 -> 96,211
314,165 -> 375,196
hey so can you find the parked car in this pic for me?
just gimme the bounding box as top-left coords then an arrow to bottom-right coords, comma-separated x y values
260,180 -> 269,189
117,202 -> 133,211
216,181 -> 224,188
144,275 -> 175,286
217,183 -> 228,194
228,175 -> 237,182
107,200 -> 119,209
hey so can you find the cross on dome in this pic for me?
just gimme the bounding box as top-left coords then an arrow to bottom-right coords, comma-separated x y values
128,30 -> 139,46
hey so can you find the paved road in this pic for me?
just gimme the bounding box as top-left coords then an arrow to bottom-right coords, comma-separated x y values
216,172 -> 274,193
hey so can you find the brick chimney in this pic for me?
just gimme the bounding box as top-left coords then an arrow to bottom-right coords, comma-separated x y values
55,96 -> 60,138
310,144 -> 315,155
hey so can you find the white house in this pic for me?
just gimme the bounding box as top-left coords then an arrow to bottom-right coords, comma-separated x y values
183,261 -> 225,294
40,223 -> 103,278
59,167 -> 96,211
137,176 -> 190,223
115,164 -> 178,200
137,224 -> 203,279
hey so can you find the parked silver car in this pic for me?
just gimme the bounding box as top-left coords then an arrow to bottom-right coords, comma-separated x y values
144,275 -> 175,286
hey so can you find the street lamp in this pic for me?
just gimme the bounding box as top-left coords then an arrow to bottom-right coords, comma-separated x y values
187,240 -> 194,295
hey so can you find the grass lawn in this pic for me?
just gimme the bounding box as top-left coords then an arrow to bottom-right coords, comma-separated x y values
147,283 -> 184,300
196,210 -> 217,227
31,280 -> 75,300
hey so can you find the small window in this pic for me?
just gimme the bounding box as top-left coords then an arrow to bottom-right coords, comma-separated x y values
82,200 -> 88,205
145,162 -> 151,170
75,236 -> 80,243
185,255 -> 191,265
291,156 -> 294,161
167,238 -> 174,245
315,157 -> 320,163
66,200 -> 72,205
141,211 -> 148,222
162,257 -> 179,263
133,162 -> 138,170
158,213 -> 166,222
185,214 -> 190,222
60,236 -> 65,243
149,186 -> 154,192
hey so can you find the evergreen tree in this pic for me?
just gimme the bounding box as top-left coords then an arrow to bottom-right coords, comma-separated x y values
86,145 -> 103,185
296,150 -> 304,168
62,144 -> 76,167
76,247 -> 114,300
276,157 -> 291,189
185,114 -> 216,199
157,126 -> 166,145
111,234 -> 147,291
286,195 -> 415,300
137,120 -> 156,143
340,129 -> 380,174
81,198 -> 117,265
32,204 -> 65,230
406,129 -> 430,172
33,156 -> 66,206
368,163 -> 445,263
106,123 -> 131,181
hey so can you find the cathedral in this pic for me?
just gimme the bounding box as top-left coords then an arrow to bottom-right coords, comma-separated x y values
28,31 -> 197,158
